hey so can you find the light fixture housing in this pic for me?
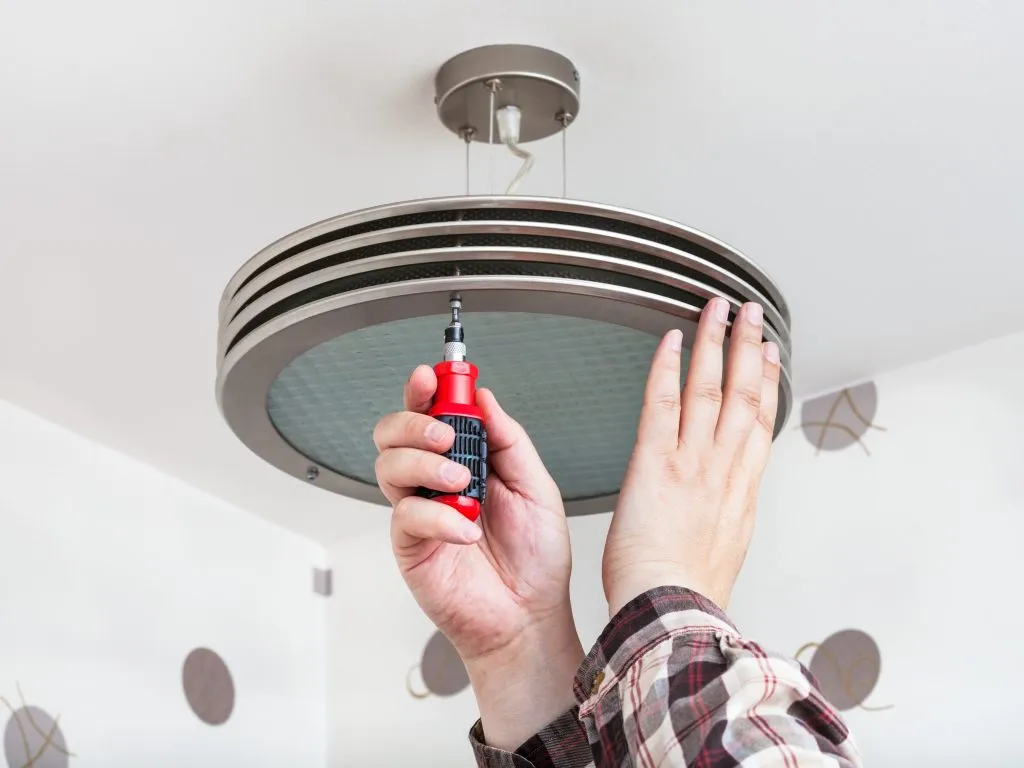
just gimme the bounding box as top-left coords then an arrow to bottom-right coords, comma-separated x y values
215,46 -> 793,517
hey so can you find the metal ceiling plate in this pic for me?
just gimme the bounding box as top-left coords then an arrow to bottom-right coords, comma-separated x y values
434,44 -> 581,144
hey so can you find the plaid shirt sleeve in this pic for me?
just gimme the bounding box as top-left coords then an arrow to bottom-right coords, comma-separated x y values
470,586 -> 861,767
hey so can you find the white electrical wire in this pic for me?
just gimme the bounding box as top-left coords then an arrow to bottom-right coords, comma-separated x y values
495,105 -> 534,195
503,138 -> 534,195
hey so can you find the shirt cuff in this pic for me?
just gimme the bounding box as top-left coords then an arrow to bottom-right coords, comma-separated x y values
573,586 -> 737,707
469,707 -> 592,768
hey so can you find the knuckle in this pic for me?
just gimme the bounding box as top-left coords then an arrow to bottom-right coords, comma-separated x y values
373,451 -> 389,482
739,327 -> 763,344
699,462 -> 727,491
690,383 -> 724,407
418,450 -> 444,477
392,494 -> 415,521
403,412 -> 427,443
732,386 -> 762,412
663,457 -> 688,485
371,417 -> 388,451
649,393 -> 680,413
703,319 -> 727,343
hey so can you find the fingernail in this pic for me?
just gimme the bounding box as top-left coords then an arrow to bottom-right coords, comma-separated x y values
426,421 -> 448,442
713,298 -> 730,324
763,341 -> 780,363
668,329 -> 683,352
441,461 -> 467,485
457,519 -> 482,542
745,303 -> 763,326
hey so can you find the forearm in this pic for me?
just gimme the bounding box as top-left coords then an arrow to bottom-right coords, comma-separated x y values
466,608 -> 584,752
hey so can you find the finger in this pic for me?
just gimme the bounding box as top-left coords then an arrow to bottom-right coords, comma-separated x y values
374,447 -> 471,504
636,329 -> 684,451
403,364 -> 437,413
476,388 -> 557,497
679,297 -> 729,448
391,495 -> 482,552
743,341 -> 782,473
373,410 -> 455,452
715,302 -> 765,450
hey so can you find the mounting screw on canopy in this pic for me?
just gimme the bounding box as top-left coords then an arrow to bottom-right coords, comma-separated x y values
306,465 -> 320,482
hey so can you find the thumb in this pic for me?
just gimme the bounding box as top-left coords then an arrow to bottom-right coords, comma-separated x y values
476,388 -> 555,496
403,364 -> 437,414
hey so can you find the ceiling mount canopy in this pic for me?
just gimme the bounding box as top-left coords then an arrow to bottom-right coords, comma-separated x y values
216,44 -> 793,517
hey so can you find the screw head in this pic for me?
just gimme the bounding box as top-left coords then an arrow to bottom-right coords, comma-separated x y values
306,465 -> 320,482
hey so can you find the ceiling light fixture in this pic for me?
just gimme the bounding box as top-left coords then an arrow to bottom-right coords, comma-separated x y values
216,44 -> 793,517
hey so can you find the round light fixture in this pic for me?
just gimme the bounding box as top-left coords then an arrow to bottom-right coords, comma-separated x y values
216,45 -> 793,517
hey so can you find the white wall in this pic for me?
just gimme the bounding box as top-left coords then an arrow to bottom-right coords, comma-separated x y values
327,330 -> 1024,767
0,401 -> 327,768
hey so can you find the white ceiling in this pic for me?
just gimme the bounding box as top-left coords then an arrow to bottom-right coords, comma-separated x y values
2,0 -> 1022,543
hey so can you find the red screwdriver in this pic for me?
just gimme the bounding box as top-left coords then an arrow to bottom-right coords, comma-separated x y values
416,295 -> 487,521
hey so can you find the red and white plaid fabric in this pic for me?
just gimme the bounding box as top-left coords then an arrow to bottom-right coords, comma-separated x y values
471,587 -> 861,767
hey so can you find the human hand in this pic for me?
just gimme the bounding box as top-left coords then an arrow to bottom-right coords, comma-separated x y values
602,299 -> 781,615
373,365 -> 583,749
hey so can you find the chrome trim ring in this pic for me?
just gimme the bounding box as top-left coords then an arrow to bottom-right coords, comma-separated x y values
220,196 -> 790,326
217,276 -> 793,517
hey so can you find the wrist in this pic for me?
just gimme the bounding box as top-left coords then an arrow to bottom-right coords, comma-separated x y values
465,605 -> 584,752
605,563 -> 727,618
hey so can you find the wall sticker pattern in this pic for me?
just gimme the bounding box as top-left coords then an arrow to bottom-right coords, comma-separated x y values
796,629 -> 892,712
182,648 -> 235,726
2,684 -> 72,768
406,630 -> 470,699
800,381 -> 887,455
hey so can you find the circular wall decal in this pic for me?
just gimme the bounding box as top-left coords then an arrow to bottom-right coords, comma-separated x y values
3,705 -> 70,768
800,381 -> 885,454
182,647 -> 235,725
801,629 -> 887,711
406,630 -> 470,698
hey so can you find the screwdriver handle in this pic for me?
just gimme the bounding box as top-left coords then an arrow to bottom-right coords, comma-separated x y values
416,361 -> 487,522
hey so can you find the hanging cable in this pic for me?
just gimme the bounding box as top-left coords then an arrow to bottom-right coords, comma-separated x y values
459,127 -> 475,195
485,80 -> 499,194
557,111 -> 572,198
496,105 -> 534,195
561,124 -> 567,197
503,138 -> 534,195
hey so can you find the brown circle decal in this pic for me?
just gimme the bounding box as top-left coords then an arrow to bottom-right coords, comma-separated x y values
182,648 -> 235,725
800,382 -> 886,454
800,629 -> 890,711
407,631 -> 469,698
421,631 -> 469,696
3,705 -> 70,768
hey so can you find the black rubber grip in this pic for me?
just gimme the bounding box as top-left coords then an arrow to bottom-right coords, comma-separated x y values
417,414 -> 487,505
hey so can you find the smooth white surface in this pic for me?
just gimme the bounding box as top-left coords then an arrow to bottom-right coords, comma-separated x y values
327,330 -> 1024,767
0,401 -> 327,768
2,0 -> 1023,542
